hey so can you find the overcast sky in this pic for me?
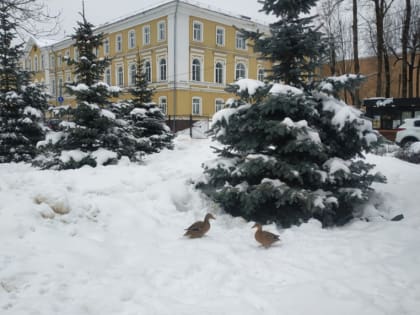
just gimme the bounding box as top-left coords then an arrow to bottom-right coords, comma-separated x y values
44,0 -> 276,40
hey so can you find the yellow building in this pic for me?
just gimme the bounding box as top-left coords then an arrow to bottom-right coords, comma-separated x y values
22,0 -> 270,123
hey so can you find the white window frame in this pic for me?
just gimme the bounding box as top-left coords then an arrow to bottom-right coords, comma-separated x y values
193,21 -> 203,42
41,54 -> 45,70
65,49 -> 70,60
157,21 -> 166,41
116,65 -> 124,87
191,58 -> 202,81
158,57 -> 167,81
104,38 -> 110,55
192,97 -> 202,116
216,26 -> 225,46
58,77 -> 63,97
128,30 -> 136,49
215,99 -> 224,112
143,25 -> 151,45
214,60 -> 225,84
34,56 -> 38,72
235,31 -> 246,50
57,53 -> 62,66
51,79 -> 56,95
105,68 -> 111,85
257,67 -> 265,82
73,47 -> 79,61
129,63 -> 137,86
235,62 -> 247,80
159,96 -> 168,115
144,59 -> 152,82
116,34 -> 123,52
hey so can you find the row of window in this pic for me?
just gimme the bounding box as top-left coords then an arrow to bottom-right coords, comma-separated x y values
192,21 -> 246,49
158,97 -> 225,116
104,20 -> 166,54
107,59 -> 263,87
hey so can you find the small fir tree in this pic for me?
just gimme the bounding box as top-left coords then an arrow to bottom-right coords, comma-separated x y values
197,0 -> 385,228
35,7 -> 121,169
0,9 -> 47,163
110,52 -> 173,161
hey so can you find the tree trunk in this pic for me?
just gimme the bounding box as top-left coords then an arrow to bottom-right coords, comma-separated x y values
401,0 -> 411,97
384,49 -> 391,97
352,0 -> 360,106
373,0 -> 384,96
416,56 -> 420,97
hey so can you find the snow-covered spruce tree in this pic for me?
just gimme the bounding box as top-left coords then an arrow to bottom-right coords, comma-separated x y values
35,9 -> 125,169
116,53 -> 173,159
0,8 -> 47,163
197,0 -> 385,228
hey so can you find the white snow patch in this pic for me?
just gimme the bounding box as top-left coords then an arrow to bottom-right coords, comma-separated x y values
235,78 -> 265,95
269,83 -> 303,96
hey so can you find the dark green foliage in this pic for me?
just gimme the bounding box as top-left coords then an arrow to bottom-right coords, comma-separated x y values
34,9 -> 121,169
197,0 -> 385,228
243,0 -> 326,87
110,53 -> 173,160
0,8 -> 47,163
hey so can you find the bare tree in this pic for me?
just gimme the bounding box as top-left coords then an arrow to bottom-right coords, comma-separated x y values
408,4 -> 419,97
1,0 -> 60,40
370,0 -> 395,96
401,0 -> 411,97
352,0 -> 361,105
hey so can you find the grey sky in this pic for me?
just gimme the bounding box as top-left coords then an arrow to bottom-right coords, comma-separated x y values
45,0 -> 276,40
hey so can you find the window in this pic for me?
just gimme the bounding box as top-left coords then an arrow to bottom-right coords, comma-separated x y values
105,68 -> 111,85
258,68 -> 265,81
144,61 -> 151,82
34,56 -> 38,72
74,47 -> 79,61
192,97 -> 202,115
235,32 -> 246,50
66,73 -> 71,83
128,30 -> 136,49
51,79 -> 56,95
192,58 -> 201,81
193,21 -> 203,41
65,50 -> 70,60
216,27 -> 225,46
215,62 -> 224,84
215,99 -> 224,112
143,25 -> 151,45
235,63 -> 246,80
58,78 -> 63,97
159,96 -> 167,115
104,38 -> 110,55
117,66 -> 124,86
116,34 -> 123,52
129,63 -> 136,85
50,55 -> 55,68
159,58 -> 167,81
157,21 -> 166,41
57,53 -> 62,66
41,55 -> 45,70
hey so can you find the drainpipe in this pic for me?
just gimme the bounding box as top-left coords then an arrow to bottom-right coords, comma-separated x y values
172,0 -> 179,132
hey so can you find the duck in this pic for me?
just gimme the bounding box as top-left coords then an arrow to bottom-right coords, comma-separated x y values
252,223 -> 280,248
184,213 -> 216,238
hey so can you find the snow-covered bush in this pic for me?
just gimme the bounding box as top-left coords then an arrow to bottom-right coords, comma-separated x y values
395,142 -> 420,164
197,0 -> 386,228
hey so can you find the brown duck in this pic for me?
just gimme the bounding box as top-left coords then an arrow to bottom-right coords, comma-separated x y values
252,223 -> 280,248
184,213 -> 216,238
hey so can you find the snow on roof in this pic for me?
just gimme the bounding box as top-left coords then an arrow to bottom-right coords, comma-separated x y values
97,0 -> 268,31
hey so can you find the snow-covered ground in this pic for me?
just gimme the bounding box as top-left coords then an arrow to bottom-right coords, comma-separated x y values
1,134 -> 420,315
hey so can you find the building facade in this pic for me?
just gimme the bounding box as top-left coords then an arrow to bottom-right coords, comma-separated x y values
22,0 -> 270,122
